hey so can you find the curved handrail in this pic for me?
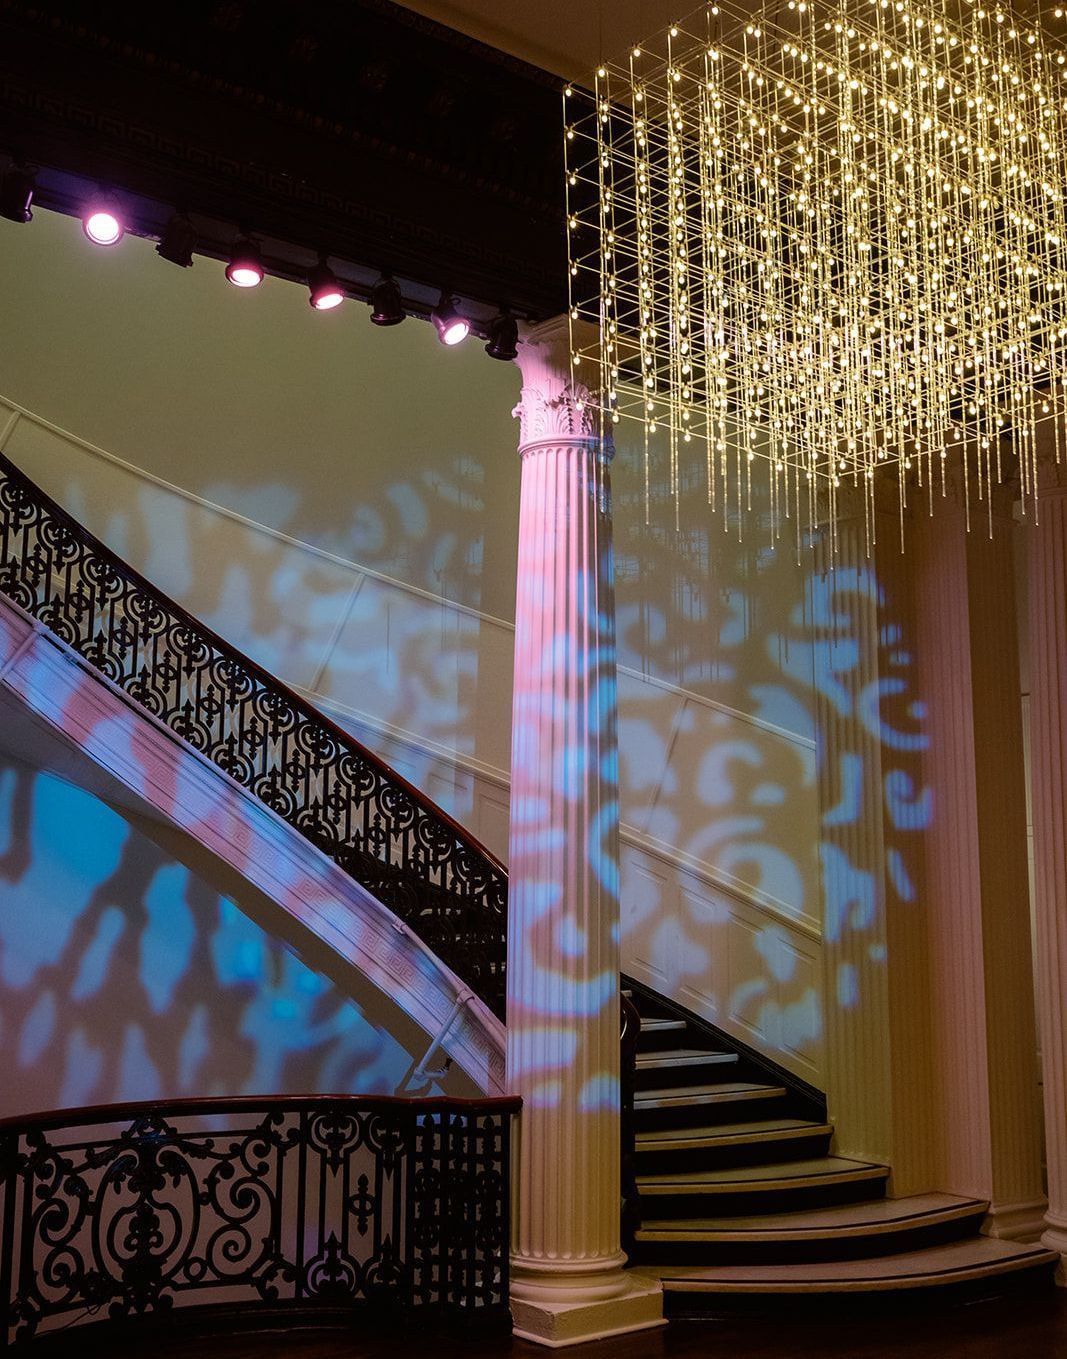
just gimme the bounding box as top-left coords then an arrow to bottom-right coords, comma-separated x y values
0,1093 -> 519,1345
0,1091 -> 522,1135
0,453 -> 508,1015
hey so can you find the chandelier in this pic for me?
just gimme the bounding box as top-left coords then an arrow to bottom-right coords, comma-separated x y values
564,0 -> 1067,548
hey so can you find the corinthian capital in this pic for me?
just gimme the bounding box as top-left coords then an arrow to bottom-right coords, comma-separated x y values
512,316 -> 611,452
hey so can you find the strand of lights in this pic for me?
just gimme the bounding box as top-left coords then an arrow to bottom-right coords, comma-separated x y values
565,0 -> 1067,548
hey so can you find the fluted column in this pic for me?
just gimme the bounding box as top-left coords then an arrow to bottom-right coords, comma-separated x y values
814,501 -> 894,1166
909,476 -> 1044,1236
1028,449 -> 1067,1271
505,318 -> 662,1346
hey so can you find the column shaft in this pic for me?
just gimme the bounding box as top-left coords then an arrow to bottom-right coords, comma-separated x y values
1029,455 -> 1067,1267
910,486 -> 1044,1233
505,319 -> 662,1345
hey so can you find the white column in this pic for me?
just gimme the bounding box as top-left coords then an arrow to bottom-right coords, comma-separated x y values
505,318 -> 662,1346
910,478 -> 1044,1238
1028,452 -> 1067,1272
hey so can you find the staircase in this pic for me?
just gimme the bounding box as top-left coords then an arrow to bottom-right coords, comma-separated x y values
625,984 -> 1058,1315
0,450 -> 1058,1323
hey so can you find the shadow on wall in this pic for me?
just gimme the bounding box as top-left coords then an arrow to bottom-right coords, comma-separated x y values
0,753 -> 454,1118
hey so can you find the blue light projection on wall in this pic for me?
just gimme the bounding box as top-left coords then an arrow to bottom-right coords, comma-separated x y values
0,756 -> 434,1117
0,208 -> 937,1088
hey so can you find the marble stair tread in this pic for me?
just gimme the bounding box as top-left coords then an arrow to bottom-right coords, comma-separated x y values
636,1117 -> 830,1150
636,1192 -> 989,1240
635,1081 -> 786,1110
637,1155 -> 887,1192
635,1048 -> 737,1068
637,1237 -> 1059,1292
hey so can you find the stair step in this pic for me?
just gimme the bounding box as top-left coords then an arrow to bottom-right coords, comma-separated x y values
632,1193 -> 991,1265
634,1082 -> 786,1112
640,1019 -> 687,1034
637,1193 -> 987,1242
636,1155 -> 888,1218
636,1118 -> 830,1151
637,1156 -> 886,1196
645,1236 -> 1058,1297
635,1048 -> 737,1070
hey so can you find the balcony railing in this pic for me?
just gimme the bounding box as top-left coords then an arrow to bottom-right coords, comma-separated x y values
0,453 -> 508,1016
0,1094 -> 519,1349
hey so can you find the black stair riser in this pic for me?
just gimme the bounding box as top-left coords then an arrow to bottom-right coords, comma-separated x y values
660,1260 -> 1057,1320
639,1173 -> 888,1220
633,1060 -> 738,1091
635,1130 -> 833,1174
632,1210 -> 988,1267
636,1027 -> 692,1055
634,1094 -> 797,1131
624,976 -> 827,1124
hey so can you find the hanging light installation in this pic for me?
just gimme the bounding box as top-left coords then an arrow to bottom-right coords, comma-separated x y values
565,0 -> 1067,547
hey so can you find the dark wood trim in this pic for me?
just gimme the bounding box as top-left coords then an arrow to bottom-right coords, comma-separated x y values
0,1091 -> 522,1136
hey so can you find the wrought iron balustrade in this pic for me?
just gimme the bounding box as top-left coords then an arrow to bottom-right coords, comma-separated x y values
0,1093 -> 518,1349
0,453 -> 508,1016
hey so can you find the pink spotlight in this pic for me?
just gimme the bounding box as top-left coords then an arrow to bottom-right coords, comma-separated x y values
308,261 -> 345,310
226,238 -> 264,289
432,294 -> 470,346
312,287 -> 344,310
83,209 -> 124,247
441,317 -> 470,345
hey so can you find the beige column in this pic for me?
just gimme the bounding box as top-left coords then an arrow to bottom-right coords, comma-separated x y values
815,501 -> 894,1165
1028,450 -> 1067,1271
814,490 -> 937,1193
910,476 -> 1045,1238
505,318 -> 662,1346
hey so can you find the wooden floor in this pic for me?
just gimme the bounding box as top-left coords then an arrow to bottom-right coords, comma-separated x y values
84,1292 -> 1067,1359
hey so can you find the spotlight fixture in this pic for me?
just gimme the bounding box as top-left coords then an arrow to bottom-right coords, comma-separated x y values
369,274 -> 405,326
156,213 -> 197,267
82,201 -> 124,247
226,237 -> 264,288
0,164 -> 35,224
431,294 -> 469,347
485,310 -> 518,362
308,258 -> 344,310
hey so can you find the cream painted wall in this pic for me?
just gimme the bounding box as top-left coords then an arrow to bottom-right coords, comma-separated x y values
0,209 -> 824,1080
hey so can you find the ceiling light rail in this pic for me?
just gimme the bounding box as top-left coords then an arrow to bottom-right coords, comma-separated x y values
0,156 -> 523,356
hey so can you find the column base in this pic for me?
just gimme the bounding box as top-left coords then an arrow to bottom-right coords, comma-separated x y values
510,1273 -> 665,1348
1041,1212 -> 1067,1283
984,1198 -> 1049,1241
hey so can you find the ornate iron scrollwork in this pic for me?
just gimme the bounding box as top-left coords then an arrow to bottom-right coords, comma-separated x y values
0,455 -> 507,1016
0,1095 -> 516,1346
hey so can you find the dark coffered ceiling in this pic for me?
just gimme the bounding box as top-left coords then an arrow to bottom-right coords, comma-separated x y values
0,0 -> 570,320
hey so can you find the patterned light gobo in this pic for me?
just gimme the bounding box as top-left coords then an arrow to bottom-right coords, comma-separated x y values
565,0 -> 1067,549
